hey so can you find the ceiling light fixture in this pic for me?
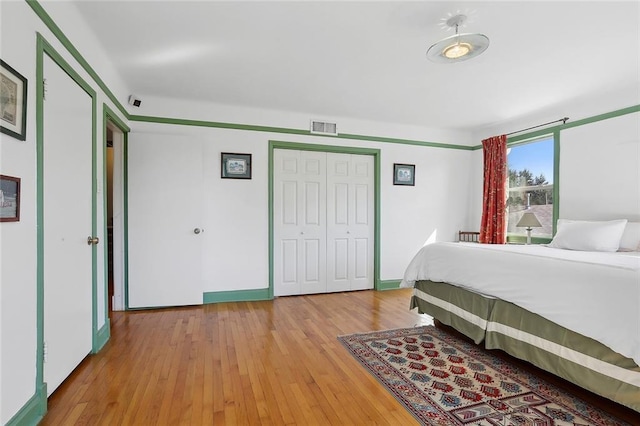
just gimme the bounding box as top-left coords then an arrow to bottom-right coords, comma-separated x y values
426,14 -> 489,63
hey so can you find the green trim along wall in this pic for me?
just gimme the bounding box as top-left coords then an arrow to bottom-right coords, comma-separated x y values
34,33 -> 99,425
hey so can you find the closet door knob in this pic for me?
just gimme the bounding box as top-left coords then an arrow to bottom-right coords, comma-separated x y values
194,228 -> 204,234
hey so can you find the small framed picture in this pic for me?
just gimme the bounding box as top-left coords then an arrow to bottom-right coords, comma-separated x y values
1,60 -> 28,141
221,152 -> 252,179
0,174 -> 21,222
393,163 -> 415,186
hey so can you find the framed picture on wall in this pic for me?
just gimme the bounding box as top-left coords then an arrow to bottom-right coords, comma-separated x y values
393,163 -> 415,186
0,174 -> 21,222
221,152 -> 252,179
1,60 -> 28,141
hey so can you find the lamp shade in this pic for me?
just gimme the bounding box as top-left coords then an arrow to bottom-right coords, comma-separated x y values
516,212 -> 542,228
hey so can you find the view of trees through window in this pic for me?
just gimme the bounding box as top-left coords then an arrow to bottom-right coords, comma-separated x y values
507,136 -> 554,238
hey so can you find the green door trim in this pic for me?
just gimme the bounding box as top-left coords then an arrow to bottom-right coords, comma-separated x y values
98,104 -> 130,349
268,140 -> 382,299
35,33 -> 98,421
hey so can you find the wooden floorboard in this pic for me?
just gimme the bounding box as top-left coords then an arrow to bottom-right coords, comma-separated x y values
41,288 -> 639,425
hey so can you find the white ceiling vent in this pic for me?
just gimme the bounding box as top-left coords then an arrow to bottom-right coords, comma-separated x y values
310,120 -> 337,135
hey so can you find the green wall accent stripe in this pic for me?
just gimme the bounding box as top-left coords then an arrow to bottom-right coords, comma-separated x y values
203,289 -> 271,304
338,132 -> 473,150
377,280 -> 403,291
561,104 -> 640,130
4,386 -> 46,426
25,0 -> 129,118
472,104 -> 640,150
129,114 -> 473,151
268,141 -> 382,295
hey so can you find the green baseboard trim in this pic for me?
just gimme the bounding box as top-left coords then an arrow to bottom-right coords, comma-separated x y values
93,319 -> 111,353
203,288 -> 272,304
377,280 -> 403,291
5,383 -> 47,426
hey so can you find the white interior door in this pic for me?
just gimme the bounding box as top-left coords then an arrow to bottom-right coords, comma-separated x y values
327,153 -> 374,292
273,149 -> 326,296
43,55 -> 94,395
128,133 -> 204,308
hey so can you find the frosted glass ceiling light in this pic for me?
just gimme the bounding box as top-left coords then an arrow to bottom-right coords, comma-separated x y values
427,14 -> 489,63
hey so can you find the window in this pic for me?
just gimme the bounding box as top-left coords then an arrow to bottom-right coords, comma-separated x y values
506,135 -> 554,241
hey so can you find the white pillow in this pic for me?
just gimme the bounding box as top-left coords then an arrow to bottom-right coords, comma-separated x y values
619,222 -> 640,251
549,219 -> 628,252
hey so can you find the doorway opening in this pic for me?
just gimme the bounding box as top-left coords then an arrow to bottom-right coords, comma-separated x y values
106,120 -> 126,311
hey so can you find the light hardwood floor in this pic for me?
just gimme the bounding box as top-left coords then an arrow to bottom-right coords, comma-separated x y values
41,289 -> 430,425
41,288 -> 639,425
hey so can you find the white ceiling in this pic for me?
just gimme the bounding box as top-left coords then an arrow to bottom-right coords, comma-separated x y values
71,1 -> 640,131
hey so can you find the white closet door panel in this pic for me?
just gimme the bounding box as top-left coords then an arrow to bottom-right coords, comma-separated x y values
302,239 -> 321,282
349,155 -> 374,290
128,133 -> 203,308
43,55 -> 93,395
274,150 -> 326,296
327,153 -> 374,292
282,240 -> 298,283
281,181 -> 297,225
304,182 -> 320,225
332,238 -> 349,281
355,184 -> 369,224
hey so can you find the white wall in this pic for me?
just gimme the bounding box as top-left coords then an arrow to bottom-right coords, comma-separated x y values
131,120 -> 473,293
0,1 -> 128,423
559,112 -> 640,221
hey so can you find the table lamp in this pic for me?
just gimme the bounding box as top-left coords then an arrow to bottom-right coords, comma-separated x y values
516,212 -> 542,244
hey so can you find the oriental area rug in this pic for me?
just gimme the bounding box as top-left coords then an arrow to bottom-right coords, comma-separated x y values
338,326 -> 628,426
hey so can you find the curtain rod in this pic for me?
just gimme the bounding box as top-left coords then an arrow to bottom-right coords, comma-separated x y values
505,117 -> 569,136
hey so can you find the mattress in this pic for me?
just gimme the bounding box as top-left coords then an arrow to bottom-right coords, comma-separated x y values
400,242 -> 640,366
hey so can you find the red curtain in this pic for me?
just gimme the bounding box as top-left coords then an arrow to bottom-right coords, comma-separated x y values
479,135 -> 508,244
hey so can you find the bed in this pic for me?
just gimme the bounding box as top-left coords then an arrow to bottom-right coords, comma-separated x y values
400,221 -> 640,412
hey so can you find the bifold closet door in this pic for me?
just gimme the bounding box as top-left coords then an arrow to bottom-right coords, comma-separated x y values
273,150 -> 327,296
326,153 -> 374,292
274,149 -> 374,296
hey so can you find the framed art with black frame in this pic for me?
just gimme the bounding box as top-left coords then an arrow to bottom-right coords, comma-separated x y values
221,152 -> 252,179
393,163 -> 415,186
0,174 -> 21,222
1,60 -> 28,141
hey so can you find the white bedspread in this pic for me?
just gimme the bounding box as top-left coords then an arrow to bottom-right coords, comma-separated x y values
401,242 -> 640,366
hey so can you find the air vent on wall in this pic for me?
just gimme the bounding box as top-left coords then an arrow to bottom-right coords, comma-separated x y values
310,120 -> 338,135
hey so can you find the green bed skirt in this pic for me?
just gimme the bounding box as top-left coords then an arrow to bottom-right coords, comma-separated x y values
411,280 -> 640,413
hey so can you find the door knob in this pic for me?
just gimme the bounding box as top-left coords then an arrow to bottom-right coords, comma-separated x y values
87,236 -> 99,245
194,228 -> 205,234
